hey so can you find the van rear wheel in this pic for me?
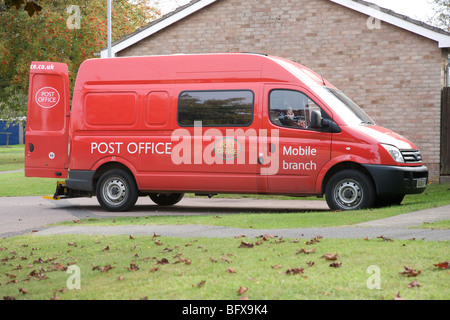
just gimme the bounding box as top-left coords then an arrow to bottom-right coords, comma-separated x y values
325,169 -> 375,211
96,169 -> 138,212
149,193 -> 184,206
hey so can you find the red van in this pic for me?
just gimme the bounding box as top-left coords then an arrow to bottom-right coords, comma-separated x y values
25,53 -> 428,211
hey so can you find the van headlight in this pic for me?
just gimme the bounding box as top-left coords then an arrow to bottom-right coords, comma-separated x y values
380,144 -> 404,163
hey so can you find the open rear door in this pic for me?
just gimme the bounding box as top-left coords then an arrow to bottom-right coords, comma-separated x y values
25,62 -> 70,178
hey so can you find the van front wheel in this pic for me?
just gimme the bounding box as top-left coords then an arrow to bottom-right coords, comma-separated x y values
325,169 -> 375,211
149,193 -> 184,206
96,169 -> 138,212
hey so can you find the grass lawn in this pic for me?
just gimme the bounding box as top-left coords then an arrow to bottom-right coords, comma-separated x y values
0,235 -> 448,300
0,145 -> 24,172
412,220 -> 450,230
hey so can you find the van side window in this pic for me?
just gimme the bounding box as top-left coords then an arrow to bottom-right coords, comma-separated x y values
178,90 -> 254,126
269,89 -> 323,130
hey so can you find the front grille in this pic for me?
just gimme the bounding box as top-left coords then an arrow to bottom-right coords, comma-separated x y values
401,150 -> 422,163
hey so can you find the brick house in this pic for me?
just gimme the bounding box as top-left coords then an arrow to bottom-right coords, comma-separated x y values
100,0 -> 450,183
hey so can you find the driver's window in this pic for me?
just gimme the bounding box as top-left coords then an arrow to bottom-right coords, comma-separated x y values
269,89 -> 321,129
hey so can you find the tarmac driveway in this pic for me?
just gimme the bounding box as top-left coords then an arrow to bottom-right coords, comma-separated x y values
0,196 -> 449,240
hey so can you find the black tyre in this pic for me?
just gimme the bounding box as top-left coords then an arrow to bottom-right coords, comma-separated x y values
96,169 -> 138,212
149,193 -> 184,206
325,169 -> 375,211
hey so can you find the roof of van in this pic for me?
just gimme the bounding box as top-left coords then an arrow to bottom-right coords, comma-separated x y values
74,53 -> 331,90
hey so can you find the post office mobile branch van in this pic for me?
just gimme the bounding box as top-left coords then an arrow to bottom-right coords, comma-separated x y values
25,53 -> 428,212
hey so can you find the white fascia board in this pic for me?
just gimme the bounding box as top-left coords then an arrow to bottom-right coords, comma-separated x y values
330,0 -> 450,48
100,0 -> 219,58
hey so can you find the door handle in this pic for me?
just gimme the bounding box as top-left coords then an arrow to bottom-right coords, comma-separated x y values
270,143 -> 276,154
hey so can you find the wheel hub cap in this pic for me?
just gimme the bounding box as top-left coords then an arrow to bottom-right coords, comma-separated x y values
103,178 -> 126,205
335,180 -> 362,208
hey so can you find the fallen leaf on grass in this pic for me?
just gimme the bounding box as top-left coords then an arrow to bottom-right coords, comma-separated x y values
238,241 -> 254,248
197,280 -> 206,288
92,265 -> 115,273
255,239 -> 264,245
226,268 -> 236,273
297,248 -> 316,254
271,265 -> 282,269
176,258 -> 192,265
393,292 -> 405,300
321,253 -> 339,261
18,288 -> 27,294
305,236 -> 322,245
377,235 -> 393,242
156,258 -> 169,265
286,268 -> 304,275
237,286 -> 248,295
128,261 -> 139,271
433,261 -> 450,269
51,263 -> 67,271
399,265 -> 422,277
221,256 -> 233,263
102,245 -> 110,251
408,280 -> 421,288
28,270 -> 48,280
329,262 -> 342,268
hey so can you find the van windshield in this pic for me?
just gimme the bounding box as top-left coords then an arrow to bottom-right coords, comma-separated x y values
325,88 -> 375,125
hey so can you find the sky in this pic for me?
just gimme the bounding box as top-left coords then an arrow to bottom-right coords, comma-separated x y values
368,0 -> 436,22
154,0 -> 437,23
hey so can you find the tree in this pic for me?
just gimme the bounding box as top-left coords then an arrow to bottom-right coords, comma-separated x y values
428,0 -> 450,31
0,0 -> 160,120
1,0 -> 42,17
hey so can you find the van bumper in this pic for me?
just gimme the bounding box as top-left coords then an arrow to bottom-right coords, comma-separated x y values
65,170 -> 95,192
362,164 -> 428,196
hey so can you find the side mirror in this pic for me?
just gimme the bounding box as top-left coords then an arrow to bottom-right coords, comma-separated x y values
310,110 -> 322,128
